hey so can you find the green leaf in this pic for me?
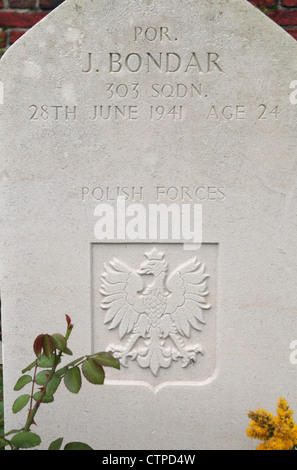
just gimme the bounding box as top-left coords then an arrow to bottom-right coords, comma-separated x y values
33,391 -> 54,404
82,359 -> 105,385
55,366 -> 68,377
37,354 -> 56,369
46,375 -> 61,396
0,437 -> 10,448
22,360 -> 37,374
92,352 -> 120,370
11,431 -> 41,449
63,347 -> 73,356
3,428 -> 24,437
12,394 -> 30,414
51,333 -> 67,352
48,437 -> 63,450
35,370 -> 51,386
64,441 -> 93,450
55,356 -> 85,378
64,367 -> 81,394
14,375 -> 32,391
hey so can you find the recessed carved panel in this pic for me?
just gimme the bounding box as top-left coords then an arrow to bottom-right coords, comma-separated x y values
92,243 -> 217,391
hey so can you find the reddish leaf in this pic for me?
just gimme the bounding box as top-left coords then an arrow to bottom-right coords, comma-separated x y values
33,335 -> 45,358
65,315 -> 73,330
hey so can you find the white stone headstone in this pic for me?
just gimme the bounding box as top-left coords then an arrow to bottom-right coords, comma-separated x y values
1,0 -> 297,450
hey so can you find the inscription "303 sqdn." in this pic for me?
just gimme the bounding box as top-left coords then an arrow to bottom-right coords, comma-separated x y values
105,82 -> 202,99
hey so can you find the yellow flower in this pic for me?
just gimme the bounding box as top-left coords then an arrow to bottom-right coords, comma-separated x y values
247,409 -> 276,441
277,398 -> 294,424
247,398 -> 297,450
257,437 -> 293,451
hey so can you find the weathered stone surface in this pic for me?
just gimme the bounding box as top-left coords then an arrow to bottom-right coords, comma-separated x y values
1,0 -> 297,450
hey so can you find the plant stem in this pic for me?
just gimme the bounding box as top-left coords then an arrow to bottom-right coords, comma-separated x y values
23,323 -> 73,434
24,351 -> 64,433
26,361 -> 38,424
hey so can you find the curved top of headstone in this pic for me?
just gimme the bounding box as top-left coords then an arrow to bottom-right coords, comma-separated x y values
1,0 -> 297,65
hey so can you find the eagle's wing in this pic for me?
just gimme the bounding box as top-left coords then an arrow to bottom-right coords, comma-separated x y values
165,257 -> 210,338
100,258 -> 144,339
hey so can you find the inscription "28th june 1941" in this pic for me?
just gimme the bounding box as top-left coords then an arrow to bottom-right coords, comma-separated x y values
28,102 -> 279,122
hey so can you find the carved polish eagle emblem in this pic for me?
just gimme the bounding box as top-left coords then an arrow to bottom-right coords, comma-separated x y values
100,248 -> 211,376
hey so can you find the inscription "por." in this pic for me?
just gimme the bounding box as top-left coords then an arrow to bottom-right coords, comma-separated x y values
134,26 -> 175,42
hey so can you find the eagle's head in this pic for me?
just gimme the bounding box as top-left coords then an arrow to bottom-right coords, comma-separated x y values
137,248 -> 168,276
